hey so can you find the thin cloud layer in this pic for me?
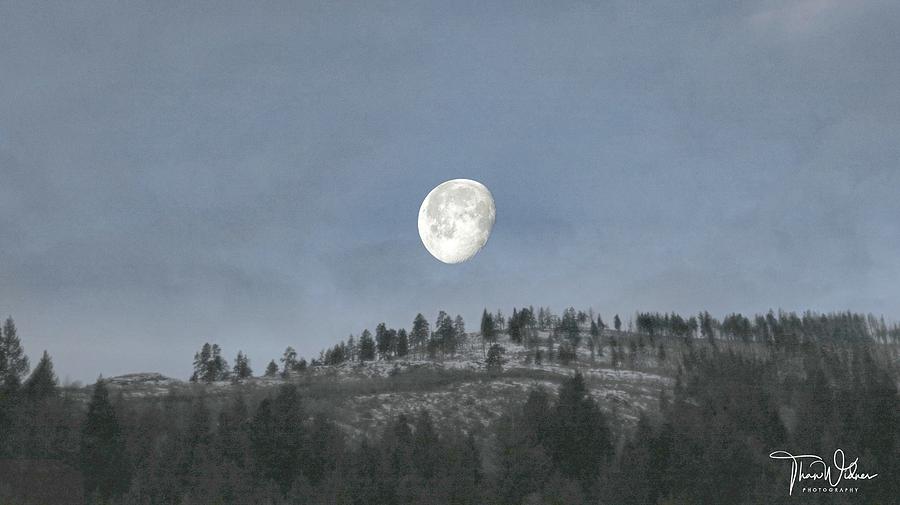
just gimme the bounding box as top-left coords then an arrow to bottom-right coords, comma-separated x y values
1,0 -> 898,381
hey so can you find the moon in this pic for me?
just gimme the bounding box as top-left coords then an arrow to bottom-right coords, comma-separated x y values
418,179 -> 496,264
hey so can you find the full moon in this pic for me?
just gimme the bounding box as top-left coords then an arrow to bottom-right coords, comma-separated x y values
418,179 -> 496,264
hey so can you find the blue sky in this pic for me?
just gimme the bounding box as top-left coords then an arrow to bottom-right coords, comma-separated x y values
1,0 -> 899,381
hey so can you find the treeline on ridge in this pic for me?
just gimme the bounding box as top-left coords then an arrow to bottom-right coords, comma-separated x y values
188,307 -> 900,383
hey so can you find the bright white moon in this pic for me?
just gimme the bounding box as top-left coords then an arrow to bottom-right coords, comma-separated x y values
418,179 -> 496,264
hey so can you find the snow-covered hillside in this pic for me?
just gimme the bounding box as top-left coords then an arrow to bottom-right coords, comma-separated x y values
89,330 -> 674,439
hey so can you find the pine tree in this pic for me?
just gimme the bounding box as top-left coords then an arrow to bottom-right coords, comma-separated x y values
495,309 -> 505,331
24,350 -> 57,400
0,350 -> 13,393
560,307 -> 581,348
387,413 -> 414,479
305,414 -> 342,486
589,321 -> 598,361
189,342 -> 229,383
190,343 -> 212,382
412,410 -> 441,480
396,328 -> 409,358
375,323 -> 394,360
550,373 -> 613,481
687,315 -> 699,340
232,351 -> 253,381
81,378 -> 130,501
411,314 -> 430,358
0,317 -> 29,385
453,315 -> 466,339
434,311 -> 456,358
250,385 -> 305,493
358,329 -> 376,361
486,344 -> 505,375
347,334 -> 357,362
481,309 -> 495,357
508,308 -> 521,344
210,344 -> 228,381
280,347 -> 298,377
699,311 -> 716,345
181,399 -> 212,492
614,314 -> 622,332
0,351 -> 18,456
628,339 -> 639,367
265,359 -> 279,377
558,342 -> 577,365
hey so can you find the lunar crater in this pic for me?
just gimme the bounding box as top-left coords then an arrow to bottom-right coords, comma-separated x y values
418,179 -> 495,264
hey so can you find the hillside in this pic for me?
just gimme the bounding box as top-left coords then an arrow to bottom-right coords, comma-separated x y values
90,329 -> 674,441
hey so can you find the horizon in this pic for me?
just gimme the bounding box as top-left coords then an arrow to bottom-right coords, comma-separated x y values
7,304 -> 898,384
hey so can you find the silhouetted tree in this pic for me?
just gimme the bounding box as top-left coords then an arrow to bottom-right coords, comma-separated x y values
81,378 -> 130,502
722,313 -> 752,343
549,373 -> 613,482
453,315 -> 466,340
396,328 -> 409,358
0,317 -> 29,385
281,346 -> 298,377
560,307 -> 581,348
191,343 -> 212,382
433,311 -> 455,358
232,351 -> 252,381
376,323 -> 394,360
358,329 -> 376,361
508,308 -> 522,344
210,344 -> 228,380
189,342 -> 229,382
411,314 -> 430,358
24,350 -> 57,400
191,343 -> 209,382
699,311 -> 716,345
481,309 -> 496,357
412,410 -> 441,480
346,334 -> 357,362
251,385 -> 305,493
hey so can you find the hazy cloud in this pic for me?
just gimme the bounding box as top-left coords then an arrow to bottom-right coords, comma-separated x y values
1,0 -> 898,381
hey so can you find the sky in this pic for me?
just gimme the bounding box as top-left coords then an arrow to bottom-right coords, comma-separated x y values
1,0 -> 899,383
